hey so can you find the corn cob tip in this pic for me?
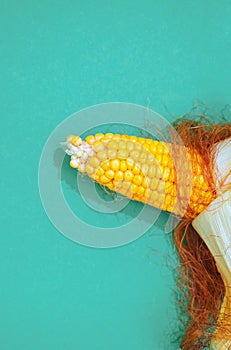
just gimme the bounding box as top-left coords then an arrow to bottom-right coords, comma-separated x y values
65,135 -> 94,170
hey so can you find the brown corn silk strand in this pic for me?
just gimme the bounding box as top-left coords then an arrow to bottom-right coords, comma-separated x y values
171,117 -> 231,349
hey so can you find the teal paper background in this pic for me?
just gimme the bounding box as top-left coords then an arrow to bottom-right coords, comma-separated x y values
1,1 -> 231,349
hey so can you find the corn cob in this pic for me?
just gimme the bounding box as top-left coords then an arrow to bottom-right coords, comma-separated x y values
65,133 -> 215,218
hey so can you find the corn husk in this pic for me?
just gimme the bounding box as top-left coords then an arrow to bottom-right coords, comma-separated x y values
193,138 -> 231,349
193,193 -> 231,349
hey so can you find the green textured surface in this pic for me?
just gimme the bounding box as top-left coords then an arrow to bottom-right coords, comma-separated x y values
1,1 -> 231,349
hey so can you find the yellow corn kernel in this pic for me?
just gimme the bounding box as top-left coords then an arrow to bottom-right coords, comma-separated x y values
96,167 -> 104,176
110,159 -> 120,171
162,167 -> 170,181
112,134 -> 120,139
136,185 -> 145,196
141,164 -> 149,175
118,141 -> 127,149
148,165 -> 156,178
150,178 -> 158,191
137,138 -> 145,144
153,153 -> 162,163
150,143 -> 157,154
135,143 -> 142,151
71,136 -> 82,146
107,182 -> 114,190
117,149 -> 128,159
97,150 -> 108,161
107,140 -> 118,150
100,175 -> 111,184
126,158 -> 134,170
142,143 -> 150,151
155,166 -> 163,178
89,157 -> 100,168
108,149 -> 117,159
124,170 -> 134,182
114,181 -> 128,194
105,169 -> 115,180
197,204 -> 206,213
94,141 -> 105,152
144,188 -> 152,201
133,164 -> 141,175
95,133 -> 104,141
162,154 -> 170,167
150,191 -> 159,203
139,152 -> 147,163
147,153 -> 156,165
126,141 -> 134,151
164,194 -> 174,209
119,181 -> 130,194
157,181 -> 166,193
114,171 -> 123,181
165,181 -> 174,194
133,175 -> 143,186
131,183 -> 138,194
158,193 -> 166,206
91,173 -> 99,181
169,169 -> 175,182
170,186 -> 177,198
86,135 -> 95,144
142,177 -> 149,188
130,150 -> 140,161
70,159 -> 78,168
103,133 -> 114,140
85,164 -> 94,175
101,160 -> 110,171
120,160 -> 127,172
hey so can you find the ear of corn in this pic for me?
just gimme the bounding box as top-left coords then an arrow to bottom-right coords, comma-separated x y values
65,133 -> 215,217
